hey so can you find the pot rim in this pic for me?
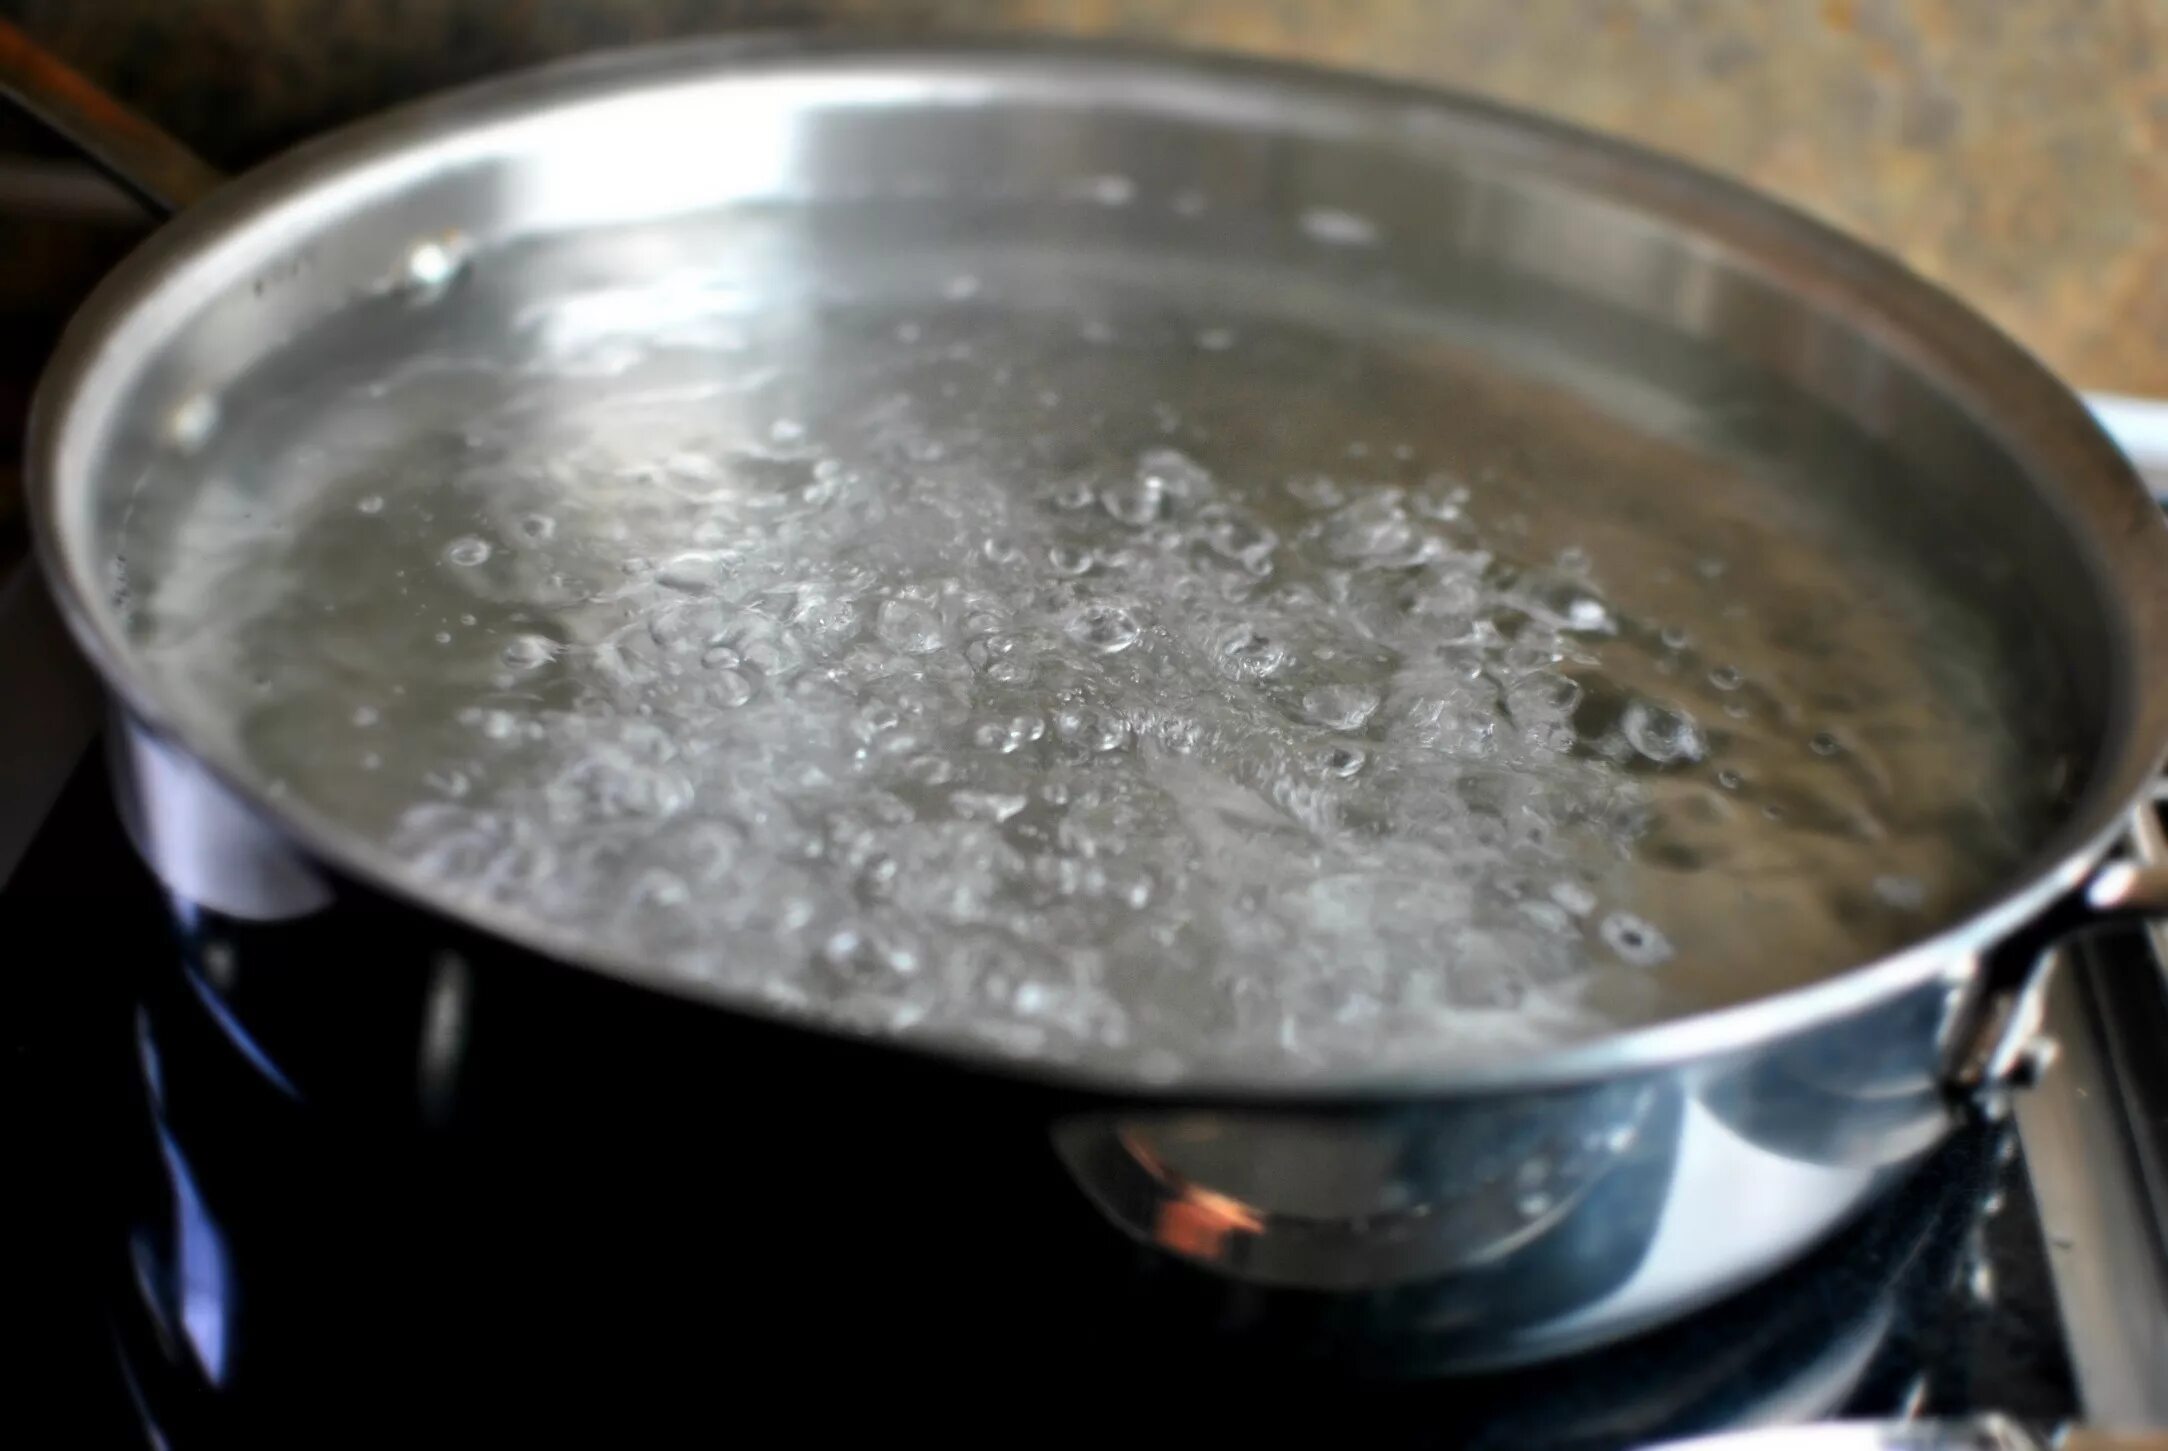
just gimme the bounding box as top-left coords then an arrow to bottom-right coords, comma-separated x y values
28,34 -> 2168,1101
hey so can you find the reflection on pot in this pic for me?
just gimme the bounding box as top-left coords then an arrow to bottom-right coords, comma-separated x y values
1051,1081 -> 1676,1372
1698,978 -> 1965,1169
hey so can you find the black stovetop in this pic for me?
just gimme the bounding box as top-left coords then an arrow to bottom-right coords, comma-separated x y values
2,746 -> 2098,1447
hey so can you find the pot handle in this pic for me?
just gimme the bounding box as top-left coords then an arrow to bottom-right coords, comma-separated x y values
1950,784 -> 2168,1102
2081,784 -> 2168,916
0,19 -> 223,215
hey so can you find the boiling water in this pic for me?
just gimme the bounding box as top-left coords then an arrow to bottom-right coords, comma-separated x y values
125,212 -> 2064,1080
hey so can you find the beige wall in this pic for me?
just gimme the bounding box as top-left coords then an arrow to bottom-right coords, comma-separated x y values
16,0 -> 2168,392
1034,0 -> 2168,397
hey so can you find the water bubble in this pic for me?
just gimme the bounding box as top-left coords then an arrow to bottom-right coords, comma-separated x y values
1505,672 -> 1582,753
357,494 -> 385,516
1048,543 -> 1093,577
659,553 -> 727,592
1621,699 -> 1706,765
1195,327 -> 1237,351
1065,602 -> 1142,654
424,768 -> 470,799
1600,912 -> 1672,966
972,715 -> 1043,753
1101,468 -> 1166,525
876,599 -> 945,655
1566,596 -> 1612,632
851,704 -> 901,742
1809,731 -> 1842,757
1550,881 -> 1598,917
1055,708 -> 1129,753
1708,665 -> 1742,691
1199,512 -> 1277,573
518,513 -> 556,542
1517,571 -> 1615,634
1216,624 -> 1291,682
1324,494 -> 1421,566
1138,448 -> 1212,504
1401,693 -> 1497,757
1414,477 -> 1469,521
1302,683 -> 1381,732
444,536 -> 492,567
457,707 -> 507,741
501,634 -> 558,670
1321,745 -> 1368,777
953,790 -> 1029,823
352,705 -> 381,728
1286,475 -> 1345,510
821,926 -> 920,980
713,668 -> 760,707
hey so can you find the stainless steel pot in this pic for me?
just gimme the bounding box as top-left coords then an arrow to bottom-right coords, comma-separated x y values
11,26 -> 2168,1394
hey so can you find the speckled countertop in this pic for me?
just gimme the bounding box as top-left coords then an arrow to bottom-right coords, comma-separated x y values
5,0 -> 2167,392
